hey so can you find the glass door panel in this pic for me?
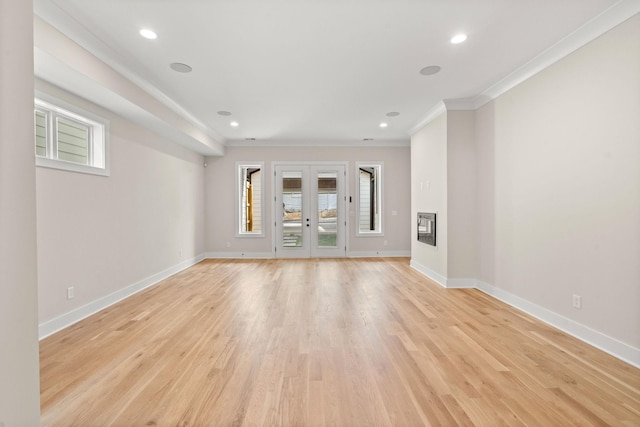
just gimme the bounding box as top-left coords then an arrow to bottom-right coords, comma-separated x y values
282,171 -> 303,248
275,166 -> 309,258
275,164 -> 345,258
316,172 -> 337,248
309,165 -> 345,258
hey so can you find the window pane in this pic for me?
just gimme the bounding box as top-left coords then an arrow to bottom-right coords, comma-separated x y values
357,164 -> 382,235
57,117 -> 89,165
239,167 -> 262,233
282,172 -> 302,247
317,172 -> 337,247
35,97 -> 110,175
239,166 -> 263,234
35,110 -> 47,157
359,167 -> 378,232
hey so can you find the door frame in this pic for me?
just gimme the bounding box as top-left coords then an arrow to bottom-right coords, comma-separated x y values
272,161 -> 349,258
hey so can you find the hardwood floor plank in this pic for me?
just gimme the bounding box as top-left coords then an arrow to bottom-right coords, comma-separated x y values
40,258 -> 640,426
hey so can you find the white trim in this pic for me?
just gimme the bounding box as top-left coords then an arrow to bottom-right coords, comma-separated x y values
409,259 -> 447,288
409,2 -> 640,132
443,98 -> 476,111
472,0 -> 640,110
205,251 -> 273,259
38,254 -> 205,340
39,251 -> 639,368
408,102 -> 446,136
204,251 -> 413,260
348,250 -> 411,258
226,139 -> 409,148
408,261 -> 640,368
32,12 -> 226,152
35,156 -> 110,177
475,280 -> 640,369
445,278 -> 476,289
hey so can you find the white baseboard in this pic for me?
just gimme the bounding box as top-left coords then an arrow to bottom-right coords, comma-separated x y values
40,253 -> 639,369
205,251 -> 411,259
409,260 -> 447,287
475,280 -> 640,369
409,259 -> 639,368
38,254 -> 206,340
204,251 -> 273,259
445,278 -> 476,289
348,250 -> 411,258
410,260 -> 476,289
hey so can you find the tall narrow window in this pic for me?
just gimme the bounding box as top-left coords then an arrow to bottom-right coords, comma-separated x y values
356,162 -> 383,235
237,162 -> 264,236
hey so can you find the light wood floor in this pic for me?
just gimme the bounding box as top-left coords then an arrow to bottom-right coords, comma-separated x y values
40,258 -> 640,426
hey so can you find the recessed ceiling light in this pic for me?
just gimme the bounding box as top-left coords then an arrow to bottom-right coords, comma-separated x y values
245,138 -> 256,141
217,111 -> 232,116
451,34 -> 467,44
379,122 -> 388,128
363,138 -> 374,141
386,112 -> 400,117
230,121 -> 239,127
169,62 -> 192,73
139,29 -> 157,40
419,66 -> 441,76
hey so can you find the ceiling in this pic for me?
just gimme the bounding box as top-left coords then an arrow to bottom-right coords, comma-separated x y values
34,0 -> 625,147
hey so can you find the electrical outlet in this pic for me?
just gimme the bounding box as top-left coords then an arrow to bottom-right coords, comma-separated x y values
572,294 -> 581,309
226,242 -> 231,248
67,287 -> 75,300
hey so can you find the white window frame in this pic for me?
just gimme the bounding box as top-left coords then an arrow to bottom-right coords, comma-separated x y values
34,93 -> 110,176
236,161 -> 265,237
355,161 -> 383,236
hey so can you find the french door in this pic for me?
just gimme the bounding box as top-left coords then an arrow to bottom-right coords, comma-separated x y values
274,164 -> 346,258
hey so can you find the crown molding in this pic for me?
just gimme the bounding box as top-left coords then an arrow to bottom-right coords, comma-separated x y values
443,98 -> 476,111
33,1 -> 226,147
225,138 -> 410,148
408,102 -> 446,136
471,0 -> 640,110
410,0 -> 640,134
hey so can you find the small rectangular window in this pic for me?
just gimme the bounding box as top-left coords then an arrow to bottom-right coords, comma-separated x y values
34,96 -> 109,176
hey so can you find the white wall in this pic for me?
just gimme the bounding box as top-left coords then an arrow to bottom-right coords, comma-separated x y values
205,145 -> 411,257
476,14 -> 640,349
447,110 -> 478,280
0,0 -> 41,424
411,113 -> 448,280
36,80 -> 206,329
411,14 -> 640,362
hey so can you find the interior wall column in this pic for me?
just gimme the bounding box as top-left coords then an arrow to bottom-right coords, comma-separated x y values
0,0 -> 41,424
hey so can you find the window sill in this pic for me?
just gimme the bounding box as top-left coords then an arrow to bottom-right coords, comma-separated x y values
36,156 -> 110,177
356,231 -> 385,237
236,232 -> 265,238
